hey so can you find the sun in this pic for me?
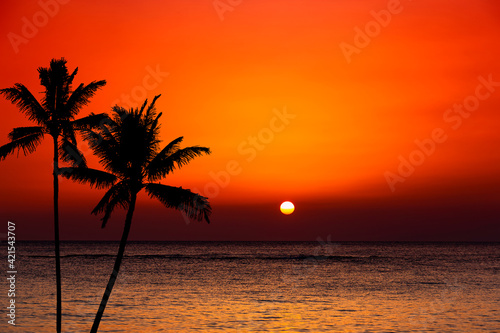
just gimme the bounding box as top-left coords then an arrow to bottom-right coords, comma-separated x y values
280,201 -> 295,215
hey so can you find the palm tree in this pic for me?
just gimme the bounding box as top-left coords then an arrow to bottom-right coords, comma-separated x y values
59,95 -> 211,333
0,58 -> 106,333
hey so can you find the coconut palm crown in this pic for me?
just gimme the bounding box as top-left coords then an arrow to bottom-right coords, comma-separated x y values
0,58 -> 107,166
61,94 -> 212,226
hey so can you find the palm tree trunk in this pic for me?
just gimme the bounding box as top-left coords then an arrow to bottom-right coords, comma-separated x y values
90,192 -> 137,333
53,136 -> 62,333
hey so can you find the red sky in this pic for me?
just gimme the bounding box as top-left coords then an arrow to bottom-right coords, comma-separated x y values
0,0 -> 499,241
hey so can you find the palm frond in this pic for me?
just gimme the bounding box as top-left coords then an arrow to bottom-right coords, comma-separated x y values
0,131 -> 44,161
0,85 -> 48,125
145,136 -> 182,178
144,95 -> 161,122
91,182 -> 130,228
137,99 -> 148,118
76,114 -> 123,175
144,112 -> 162,164
145,183 -> 211,223
79,128 -> 100,147
61,124 -> 77,145
159,136 -> 184,156
38,59 -> 70,115
87,125 -> 123,175
37,66 -> 51,88
63,67 -> 78,97
65,80 -> 106,117
8,126 -> 45,141
111,105 -> 128,124
91,182 -> 124,215
38,58 -> 68,90
147,145 -> 210,181
59,136 -> 87,168
59,167 -> 117,189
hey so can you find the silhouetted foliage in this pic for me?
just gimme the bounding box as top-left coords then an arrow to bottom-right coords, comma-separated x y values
0,58 -> 106,333
60,95 -> 211,332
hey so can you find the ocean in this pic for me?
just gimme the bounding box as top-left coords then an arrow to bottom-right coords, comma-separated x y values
2,241 -> 499,332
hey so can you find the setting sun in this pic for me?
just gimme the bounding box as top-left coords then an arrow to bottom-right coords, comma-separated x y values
280,201 -> 295,215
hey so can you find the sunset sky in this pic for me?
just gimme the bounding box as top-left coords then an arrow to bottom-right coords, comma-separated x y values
0,0 -> 499,241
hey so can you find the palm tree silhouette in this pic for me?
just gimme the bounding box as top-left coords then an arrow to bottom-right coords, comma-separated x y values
59,95 -> 211,332
0,58 -> 106,333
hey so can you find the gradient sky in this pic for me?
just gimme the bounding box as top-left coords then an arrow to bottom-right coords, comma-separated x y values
1,0 -> 499,241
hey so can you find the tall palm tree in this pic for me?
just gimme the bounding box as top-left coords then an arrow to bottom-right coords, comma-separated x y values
0,58 -> 106,333
59,95 -> 211,333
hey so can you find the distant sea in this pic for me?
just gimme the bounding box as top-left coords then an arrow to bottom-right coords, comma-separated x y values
2,241 -> 499,332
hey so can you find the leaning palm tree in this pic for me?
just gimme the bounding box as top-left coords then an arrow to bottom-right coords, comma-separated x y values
0,58 -> 106,333
59,95 -> 211,333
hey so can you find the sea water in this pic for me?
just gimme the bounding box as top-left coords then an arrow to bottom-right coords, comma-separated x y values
2,241 -> 499,332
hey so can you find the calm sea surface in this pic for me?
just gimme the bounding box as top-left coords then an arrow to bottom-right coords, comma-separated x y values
2,241 -> 499,332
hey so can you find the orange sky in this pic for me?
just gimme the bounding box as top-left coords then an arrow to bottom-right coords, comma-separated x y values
1,0 -> 499,240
